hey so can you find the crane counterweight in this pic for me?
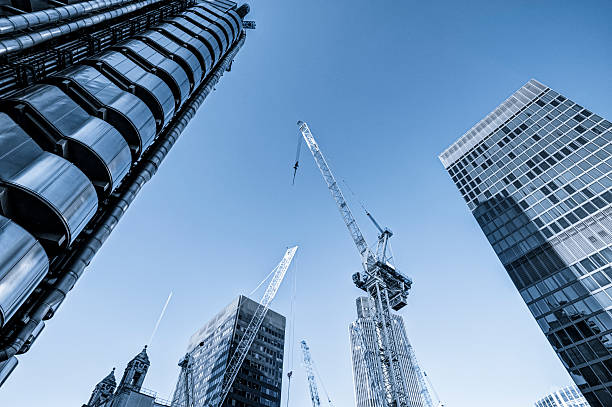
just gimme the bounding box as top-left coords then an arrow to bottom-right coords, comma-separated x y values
296,121 -> 416,407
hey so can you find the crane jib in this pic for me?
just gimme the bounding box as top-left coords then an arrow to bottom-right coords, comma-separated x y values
296,121 -> 421,407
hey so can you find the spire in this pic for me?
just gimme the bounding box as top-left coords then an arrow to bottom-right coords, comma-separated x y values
133,345 -> 150,365
117,346 -> 150,393
101,368 -> 116,386
87,368 -> 116,407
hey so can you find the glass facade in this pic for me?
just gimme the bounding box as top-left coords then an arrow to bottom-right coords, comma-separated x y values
172,295 -> 285,407
534,385 -> 590,407
349,297 -> 430,407
440,79 -> 612,406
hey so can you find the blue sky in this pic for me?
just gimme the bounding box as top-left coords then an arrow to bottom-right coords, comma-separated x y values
1,1 -> 611,406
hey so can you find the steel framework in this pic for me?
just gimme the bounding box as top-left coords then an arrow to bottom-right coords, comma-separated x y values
215,246 -> 298,407
301,340 -> 321,407
296,121 -> 413,407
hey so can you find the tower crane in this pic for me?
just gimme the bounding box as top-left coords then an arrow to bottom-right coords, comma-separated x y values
300,340 -> 334,407
301,340 -> 321,407
172,247 -> 298,407
295,121 -> 413,407
175,354 -> 196,407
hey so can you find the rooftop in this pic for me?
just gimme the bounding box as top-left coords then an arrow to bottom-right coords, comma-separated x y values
438,79 -> 548,168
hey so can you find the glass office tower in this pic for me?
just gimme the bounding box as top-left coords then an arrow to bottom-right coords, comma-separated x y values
172,295 -> 285,407
440,79 -> 612,406
349,297 -> 431,407
534,385 -> 590,407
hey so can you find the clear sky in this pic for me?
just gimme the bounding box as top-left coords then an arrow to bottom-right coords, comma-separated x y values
1,1 -> 611,406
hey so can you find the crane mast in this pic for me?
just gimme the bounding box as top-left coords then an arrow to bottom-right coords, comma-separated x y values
301,340 -> 334,407
301,340 -> 321,407
174,354 -> 195,407
296,121 -> 413,407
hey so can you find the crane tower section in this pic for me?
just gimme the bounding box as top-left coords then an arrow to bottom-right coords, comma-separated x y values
301,340 -> 321,407
296,121 -> 415,407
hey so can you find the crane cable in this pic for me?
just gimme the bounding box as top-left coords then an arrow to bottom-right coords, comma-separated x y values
312,358 -> 334,407
423,371 -> 444,407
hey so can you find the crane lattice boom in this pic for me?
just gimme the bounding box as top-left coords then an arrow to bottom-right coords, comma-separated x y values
214,246 -> 298,407
297,121 -> 371,264
296,121 -> 414,407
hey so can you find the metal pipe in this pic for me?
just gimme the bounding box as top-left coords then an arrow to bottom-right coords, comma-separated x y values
0,0 -> 146,36
0,0 -> 164,57
236,4 -> 249,18
0,30 -> 246,362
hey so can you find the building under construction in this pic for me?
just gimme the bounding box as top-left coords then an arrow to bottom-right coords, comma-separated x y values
350,297 -> 432,407
0,0 -> 251,385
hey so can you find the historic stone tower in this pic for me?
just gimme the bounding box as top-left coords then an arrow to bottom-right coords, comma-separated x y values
116,346 -> 150,393
87,369 -> 117,407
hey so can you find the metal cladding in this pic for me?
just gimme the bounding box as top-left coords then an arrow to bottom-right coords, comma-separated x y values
145,25 -> 205,87
2,84 -> 132,194
165,16 -> 215,72
183,11 -> 225,59
85,50 -> 176,129
0,216 -> 49,328
47,65 -> 157,159
0,0 -> 249,381
115,38 -> 191,108
0,357 -> 17,387
0,113 -> 98,247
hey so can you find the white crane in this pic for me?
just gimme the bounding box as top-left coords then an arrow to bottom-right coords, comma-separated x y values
173,246 -> 298,407
215,246 -> 298,407
301,340 -> 321,407
301,340 -> 334,407
295,121 -> 413,407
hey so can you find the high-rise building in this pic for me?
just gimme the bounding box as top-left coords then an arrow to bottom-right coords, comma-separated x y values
349,296 -> 431,407
171,295 -> 285,407
440,79 -> 612,406
0,0 -> 251,384
83,346 -> 171,407
534,385 -> 591,407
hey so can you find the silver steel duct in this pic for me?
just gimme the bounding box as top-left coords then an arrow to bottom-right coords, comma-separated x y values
0,0 -> 164,56
0,357 -> 17,386
47,65 -> 157,159
0,0 -> 149,36
85,50 -> 176,129
116,38 -> 191,108
4,84 -> 133,194
0,112 -> 98,247
0,216 -> 49,328
0,29 -> 246,364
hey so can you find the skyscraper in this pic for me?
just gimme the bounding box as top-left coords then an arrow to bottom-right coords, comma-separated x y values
0,0 -> 250,384
534,385 -> 590,407
349,296 -> 431,407
171,295 -> 285,407
440,79 -> 612,406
